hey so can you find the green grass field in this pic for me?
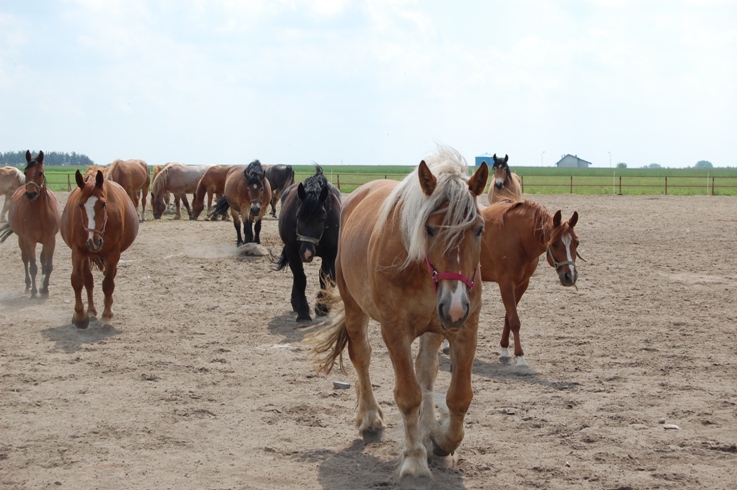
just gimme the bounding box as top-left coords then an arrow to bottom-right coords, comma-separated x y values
31,165 -> 737,196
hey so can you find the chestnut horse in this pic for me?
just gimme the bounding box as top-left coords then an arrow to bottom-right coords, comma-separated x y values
150,163 -> 208,219
264,164 -> 295,218
106,159 -> 150,222
308,147 -> 488,486
190,165 -> 234,220
480,199 -> 580,366
209,160 -> 271,245
487,154 -> 522,203
60,169 -> 139,328
1,165 -> 25,222
0,151 -> 60,297
276,165 -> 341,321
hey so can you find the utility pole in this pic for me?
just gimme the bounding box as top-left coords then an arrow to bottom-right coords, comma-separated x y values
541,150 -> 546,166
608,151 -> 612,168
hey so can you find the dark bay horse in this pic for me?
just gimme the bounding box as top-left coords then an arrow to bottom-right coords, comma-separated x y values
209,160 -> 271,245
276,165 -> 340,321
60,169 -> 139,328
106,159 -> 150,222
264,164 -> 295,218
190,165 -> 235,220
1,165 -> 25,222
487,154 -> 522,203
150,163 -> 208,219
480,199 -> 580,365
308,147 -> 488,486
0,151 -> 60,297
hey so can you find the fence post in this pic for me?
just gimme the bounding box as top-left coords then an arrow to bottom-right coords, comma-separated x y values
67,174 -> 71,191
337,174 -> 341,191
520,175 -> 524,193
712,176 -> 715,196
618,176 -> 622,195
665,176 -> 668,195
570,175 -> 573,194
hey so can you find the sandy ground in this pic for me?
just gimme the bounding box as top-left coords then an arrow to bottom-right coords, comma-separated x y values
1,191 -> 736,490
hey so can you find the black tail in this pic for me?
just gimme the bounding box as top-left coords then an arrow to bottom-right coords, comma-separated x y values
0,223 -> 14,244
285,166 -> 295,188
208,196 -> 230,220
274,246 -> 289,271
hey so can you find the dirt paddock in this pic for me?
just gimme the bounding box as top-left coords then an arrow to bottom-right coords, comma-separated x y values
1,192 -> 736,489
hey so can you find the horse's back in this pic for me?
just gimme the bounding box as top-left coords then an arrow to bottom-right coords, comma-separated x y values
1,167 -> 24,193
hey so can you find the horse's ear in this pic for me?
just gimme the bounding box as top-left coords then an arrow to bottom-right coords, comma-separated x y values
95,170 -> 104,188
418,160 -> 436,196
26,150 -> 32,163
75,169 -> 85,189
503,154 -> 509,164
467,161 -> 488,197
37,151 -> 44,163
553,210 -> 562,227
297,182 -> 306,200
319,185 -> 329,203
569,211 -> 578,228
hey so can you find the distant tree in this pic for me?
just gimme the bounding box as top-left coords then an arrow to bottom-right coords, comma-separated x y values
616,162 -> 627,169
644,163 -> 662,169
0,150 -> 94,166
694,160 -> 713,169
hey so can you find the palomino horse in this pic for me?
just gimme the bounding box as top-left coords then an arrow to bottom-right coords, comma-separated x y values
152,165 -> 172,211
480,199 -> 580,366
210,160 -> 271,245
1,165 -> 25,222
0,151 -> 60,297
309,147 -> 488,486
60,169 -> 139,328
265,164 -> 295,218
487,153 -> 522,203
276,165 -> 341,321
190,165 -> 234,220
150,163 -> 208,219
106,159 -> 150,222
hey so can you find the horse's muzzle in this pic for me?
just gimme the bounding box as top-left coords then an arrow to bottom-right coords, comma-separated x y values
300,244 -> 315,263
250,204 -> 261,216
25,191 -> 39,201
494,181 -> 504,190
558,268 -> 577,287
86,237 -> 103,252
436,287 -> 471,330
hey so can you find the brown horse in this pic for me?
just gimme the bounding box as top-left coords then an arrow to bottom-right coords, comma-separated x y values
150,163 -> 208,219
60,169 -> 139,328
0,165 -> 25,222
480,199 -> 580,366
190,165 -> 235,220
106,159 -> 150,222
487,154 -> 522,203
264,164 -> 295,218
308,147 -> 488,486
209,160 -> 271,244
0,151 -> 60,297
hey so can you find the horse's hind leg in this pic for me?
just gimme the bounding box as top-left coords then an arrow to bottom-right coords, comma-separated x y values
39,238 -> 55,297
140,186 -> 148,222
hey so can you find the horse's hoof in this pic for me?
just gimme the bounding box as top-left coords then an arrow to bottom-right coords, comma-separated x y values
400,475 -> 432,490
73,316 -> 90,329
101,317 -> 113,328
315,305 -> 329,317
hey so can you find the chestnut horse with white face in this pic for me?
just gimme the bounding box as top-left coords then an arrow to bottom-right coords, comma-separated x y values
480,199 -> 580,366
308,147 -> 488,486
60,169 -> 139,328
1,165 -> 25,222
0,151 -> 60,297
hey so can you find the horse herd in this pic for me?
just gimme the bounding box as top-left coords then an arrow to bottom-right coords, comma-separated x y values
0,148 -> 581,487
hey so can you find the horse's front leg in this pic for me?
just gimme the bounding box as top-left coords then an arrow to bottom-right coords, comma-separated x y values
231,210 -> 243,245
19,240 -> 33,295
430,321 -> 477,457
181,194 -> 192,218
253,217 -> 262,244
416,332 -> 444,449
382,325 -> 431,484
70,253 -> 89,328
286,249 -> 310,321
243,217 -> 254,243
100,252 -> 120,327
39,238 -> 56,297
84,257 -> 97,320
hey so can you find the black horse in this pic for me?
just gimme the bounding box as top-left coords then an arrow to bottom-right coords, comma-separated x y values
264,164 -> 295,218
276,165 -> 341,321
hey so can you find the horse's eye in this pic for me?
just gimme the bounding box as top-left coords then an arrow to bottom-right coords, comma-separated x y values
426,225 -> 436,238
552,242 -> 558,248
101,202 -> 106,208
476,225 -> 484,237
79,203 -> 84,209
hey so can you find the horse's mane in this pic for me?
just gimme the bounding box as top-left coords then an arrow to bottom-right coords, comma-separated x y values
151,164 -> 172,196
376,145 -> 480,269
24,156 -> 42,172
298,165 -> 338,220
107,159 -> 123,177
499,199 -> 552,245
245,160 -> 264,185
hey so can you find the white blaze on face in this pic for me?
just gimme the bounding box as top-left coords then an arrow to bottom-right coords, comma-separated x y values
84,196 -> 98,239
562,233 -> 575,274
495,177 -> 505,187
447,247 -> 466,322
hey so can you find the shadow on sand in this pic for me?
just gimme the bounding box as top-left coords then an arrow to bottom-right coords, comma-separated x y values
42,321 -> 120,353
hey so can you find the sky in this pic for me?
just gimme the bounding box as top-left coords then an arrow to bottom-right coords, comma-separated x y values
1,1 -> 735,168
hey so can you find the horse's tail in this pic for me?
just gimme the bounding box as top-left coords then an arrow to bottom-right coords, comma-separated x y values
274,246 -> 289,271
208,195 -> 230,220
285,165 -> 295,188
89,257 -> 104,272
303,281 -> 349,375
0,223 -> 14,243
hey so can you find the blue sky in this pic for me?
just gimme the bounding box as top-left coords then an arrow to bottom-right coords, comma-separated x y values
1,0 -> 735,168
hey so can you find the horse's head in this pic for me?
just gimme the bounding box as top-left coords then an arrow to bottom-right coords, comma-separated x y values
74,169 -> 108,252
491,153 -> 510,190
295,173 -> 331,263
244,160 -> 267,217
23,150 -> 46,202
546,210 -> 580,287
419,159 -> 488,330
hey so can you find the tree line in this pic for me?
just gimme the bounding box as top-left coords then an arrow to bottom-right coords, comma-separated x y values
0,151 -> 94,167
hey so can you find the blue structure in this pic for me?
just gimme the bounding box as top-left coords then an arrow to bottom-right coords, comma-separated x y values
475,153 -> 494,166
